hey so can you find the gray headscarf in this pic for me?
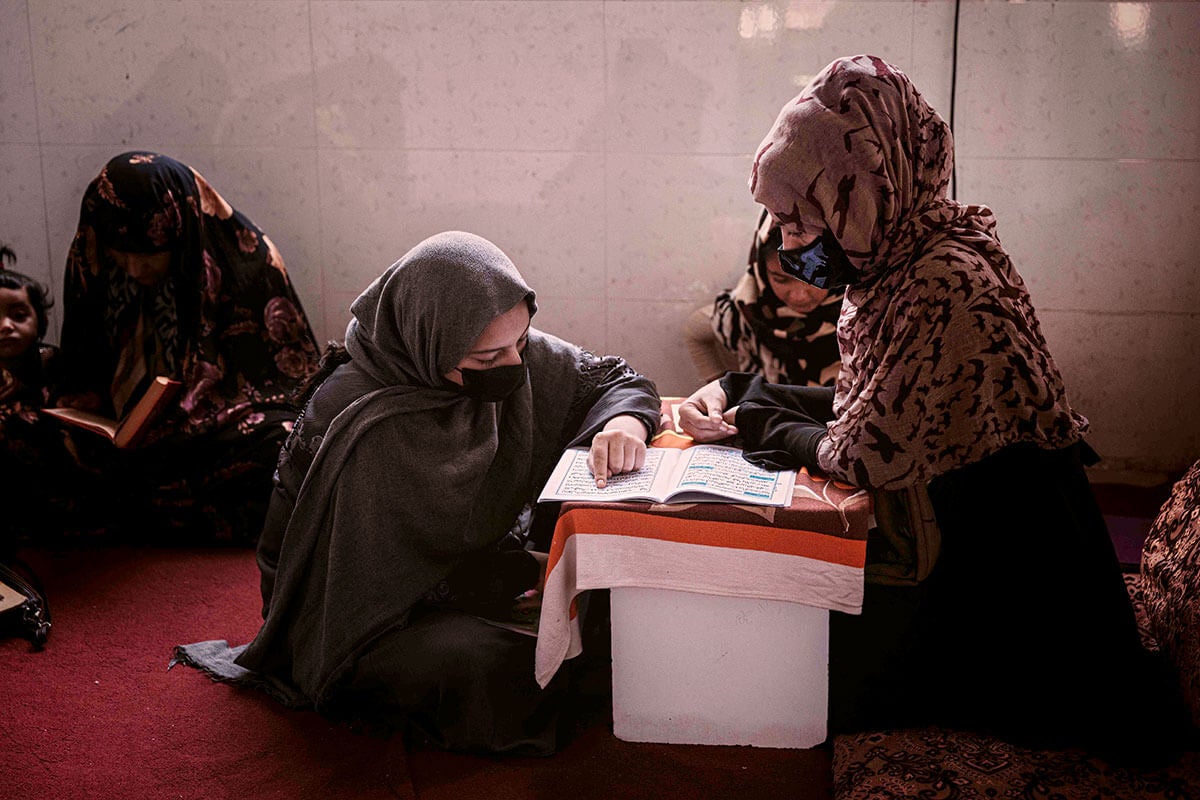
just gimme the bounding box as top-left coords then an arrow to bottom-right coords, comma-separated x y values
344,231 -> 536,386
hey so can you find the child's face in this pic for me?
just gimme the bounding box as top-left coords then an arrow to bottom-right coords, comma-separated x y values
0,286 -> 39,367
763,250 -> 830,314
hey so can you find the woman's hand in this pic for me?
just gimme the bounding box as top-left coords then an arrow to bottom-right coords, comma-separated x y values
677,380 -> 738,442
588,414 -> 649,488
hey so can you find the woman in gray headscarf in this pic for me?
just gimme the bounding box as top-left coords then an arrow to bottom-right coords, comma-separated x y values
176,231 -> 660,755
679,56 -> 1184,759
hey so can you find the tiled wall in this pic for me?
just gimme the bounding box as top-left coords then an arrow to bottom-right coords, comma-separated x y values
1,1 -> 1196,477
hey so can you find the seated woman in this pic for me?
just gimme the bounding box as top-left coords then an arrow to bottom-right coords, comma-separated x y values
53,152 -> 320,543
679,55 -> 1185,759
176,231 -> 661,755
684,209 -> 843,385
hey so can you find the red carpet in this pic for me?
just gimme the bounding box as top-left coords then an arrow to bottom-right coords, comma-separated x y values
1,545 -> 830,800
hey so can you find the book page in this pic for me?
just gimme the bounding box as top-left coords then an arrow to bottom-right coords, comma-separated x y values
41,407 -> 119,440
42,376 -> 180,448
537,447 -> 677,503
667,444 -> 795,506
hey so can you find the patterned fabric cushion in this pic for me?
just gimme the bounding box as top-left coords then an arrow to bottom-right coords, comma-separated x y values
833,728 -> 1200,800
1142,459 -> 1200,727
1124,571 -> 1159,653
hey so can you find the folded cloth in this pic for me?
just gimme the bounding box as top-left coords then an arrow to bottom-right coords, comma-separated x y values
533,476 -> 870,688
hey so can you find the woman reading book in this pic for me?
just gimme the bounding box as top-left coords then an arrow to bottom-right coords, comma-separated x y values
678,56 -> 1186,761
175,231 -> 660,755
52,152 -> 320,543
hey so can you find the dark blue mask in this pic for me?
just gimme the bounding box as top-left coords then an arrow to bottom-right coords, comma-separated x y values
777,230 -> 857,290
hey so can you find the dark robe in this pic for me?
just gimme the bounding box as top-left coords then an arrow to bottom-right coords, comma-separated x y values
174,231 -> 660,755
722,373 -> 1180,758
56,151 -> 319,542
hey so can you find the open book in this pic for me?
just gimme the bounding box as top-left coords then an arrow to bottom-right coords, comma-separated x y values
538,444 -> 795,507
42,376 -> 181,449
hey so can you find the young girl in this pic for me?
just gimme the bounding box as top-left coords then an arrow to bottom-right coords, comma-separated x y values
1,264 -> 54,429
0,262 -> 69,550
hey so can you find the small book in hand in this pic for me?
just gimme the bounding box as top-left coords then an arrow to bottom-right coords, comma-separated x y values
538,444 -> 796,507
42,376 -> 182,449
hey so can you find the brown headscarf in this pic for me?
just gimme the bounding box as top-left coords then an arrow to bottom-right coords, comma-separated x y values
750,55 -> 1088,489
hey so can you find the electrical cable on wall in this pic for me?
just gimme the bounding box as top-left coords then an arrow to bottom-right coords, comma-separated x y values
949,0 -> 961,200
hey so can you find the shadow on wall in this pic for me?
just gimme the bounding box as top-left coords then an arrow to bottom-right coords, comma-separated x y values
89,37 -> 739,399
94,46 -> 416,348
98,46 -> 233,146
532,36 -> 749,396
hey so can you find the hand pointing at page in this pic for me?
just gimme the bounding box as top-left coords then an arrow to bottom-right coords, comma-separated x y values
587,414 -> 650,488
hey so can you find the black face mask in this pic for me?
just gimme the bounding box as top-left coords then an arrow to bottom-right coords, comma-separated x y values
777,230 -> 858,290
455,358 -> 527,402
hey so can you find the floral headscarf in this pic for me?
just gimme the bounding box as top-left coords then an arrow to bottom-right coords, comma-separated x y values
750,56 -> 1088,489
60,151 -> 319,438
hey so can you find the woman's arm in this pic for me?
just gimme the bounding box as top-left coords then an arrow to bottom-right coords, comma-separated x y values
681,372 -> 836,471
561,351 -> 660,485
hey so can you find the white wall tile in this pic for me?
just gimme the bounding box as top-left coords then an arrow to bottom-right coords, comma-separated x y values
606,152 -> 759,304
908,0 -> 956,120
311,1 -> 605,152
957,1 -> 1200,160
1,0 -> 1195,477
958,157 -> 1200,315
609,298 -> 707,397
0,1 -> 39,143
323,290 -> 360,349
0,143 -> 54,331
1040,309 -> 1200,474
29,1 -> 315,147
36,147 -> 117,299
531,294 -> 608,356
318,148 -> 607,299
605,1 -> 922,155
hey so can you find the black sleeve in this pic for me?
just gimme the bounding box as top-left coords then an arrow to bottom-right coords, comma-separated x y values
563,352 -> 661,449
719,373 -> 835,471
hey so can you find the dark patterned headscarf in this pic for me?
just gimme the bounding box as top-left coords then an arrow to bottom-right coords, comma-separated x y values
60,151 -> 319,437
710,210 -> 843,386
750,55 -> 1088,489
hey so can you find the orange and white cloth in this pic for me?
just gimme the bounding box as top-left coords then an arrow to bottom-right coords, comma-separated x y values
533,466 -> 870,688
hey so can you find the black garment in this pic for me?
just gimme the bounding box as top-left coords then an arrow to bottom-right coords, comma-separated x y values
241,339 -> 658,754
720,374 -> 1172,754
832,442 -> 1179,756
342,607 -> 567,756
720,372 -> 832,469
0,345 -> 87,549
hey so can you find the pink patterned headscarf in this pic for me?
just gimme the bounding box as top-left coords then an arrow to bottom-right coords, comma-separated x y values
750,55 -> 1088,489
